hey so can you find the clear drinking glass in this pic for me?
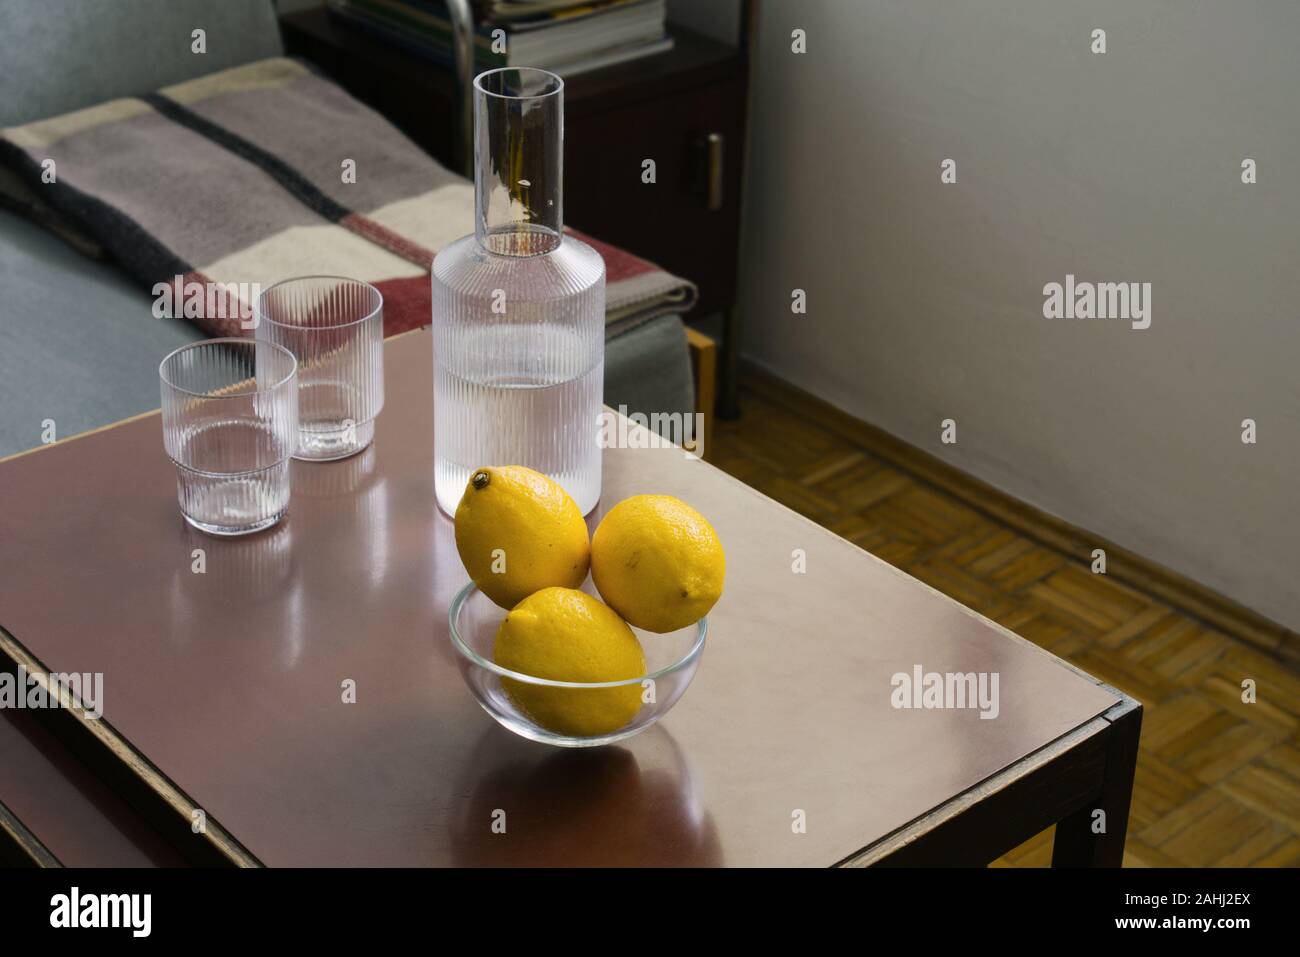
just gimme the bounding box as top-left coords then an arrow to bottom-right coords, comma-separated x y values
256,276 -> 385,461
432,67 -> 606,517
159,338 -> 298,536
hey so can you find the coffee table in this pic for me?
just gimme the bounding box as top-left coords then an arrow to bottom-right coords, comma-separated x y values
0,330 -> 1139,867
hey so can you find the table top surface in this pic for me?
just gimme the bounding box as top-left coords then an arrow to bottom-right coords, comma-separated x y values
0,330 -> 1118,866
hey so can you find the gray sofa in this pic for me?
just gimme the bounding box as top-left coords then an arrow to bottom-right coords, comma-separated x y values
0,0 -> 692,459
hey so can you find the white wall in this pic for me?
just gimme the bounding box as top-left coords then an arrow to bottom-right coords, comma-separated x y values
740,0 -> 1299,630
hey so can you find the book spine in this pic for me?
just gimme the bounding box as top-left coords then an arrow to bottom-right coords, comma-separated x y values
336,0 -> 506,65
329,4 -> 506,67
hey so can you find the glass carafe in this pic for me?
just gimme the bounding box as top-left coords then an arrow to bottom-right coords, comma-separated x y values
432,67 -> 605,517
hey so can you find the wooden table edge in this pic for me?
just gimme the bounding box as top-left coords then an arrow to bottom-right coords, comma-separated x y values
0,794 -> 62,868
0,624 -> 262,868
0,603 -> 1142,870
839,686 -> 1143,868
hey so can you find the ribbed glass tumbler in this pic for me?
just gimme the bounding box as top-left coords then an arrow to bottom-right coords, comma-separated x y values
159,339 -> 299,536
256,276 -> 385,461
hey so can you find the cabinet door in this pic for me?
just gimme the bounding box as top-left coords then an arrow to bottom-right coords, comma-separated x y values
565,76 -> 744,318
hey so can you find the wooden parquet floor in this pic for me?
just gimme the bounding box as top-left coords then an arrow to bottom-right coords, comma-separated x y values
711,377 -> 1300,867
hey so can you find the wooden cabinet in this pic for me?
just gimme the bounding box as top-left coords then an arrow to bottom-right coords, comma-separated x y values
564,73 -> 744,318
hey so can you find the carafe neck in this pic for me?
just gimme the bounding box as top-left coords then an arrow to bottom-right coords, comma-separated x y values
473,68 -> 564,257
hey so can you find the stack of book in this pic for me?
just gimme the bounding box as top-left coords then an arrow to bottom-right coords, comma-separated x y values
326,0 -> 673,75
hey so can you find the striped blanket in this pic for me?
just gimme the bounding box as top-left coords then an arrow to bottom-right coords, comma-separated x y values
0,58 -> 695,337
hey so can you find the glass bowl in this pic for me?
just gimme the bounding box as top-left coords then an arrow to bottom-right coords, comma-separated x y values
449,581 -> 707,747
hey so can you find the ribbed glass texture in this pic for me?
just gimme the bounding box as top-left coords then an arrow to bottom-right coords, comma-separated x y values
256,276 -> 385,461
432,68 -> 605,517
159,338 -> 298,536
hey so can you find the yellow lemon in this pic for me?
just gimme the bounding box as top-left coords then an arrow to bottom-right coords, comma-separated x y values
454,466 -> 589,610
591,494 -> 724,633
494,587 -> 646,737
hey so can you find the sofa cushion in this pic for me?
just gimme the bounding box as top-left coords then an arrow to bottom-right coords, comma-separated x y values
604,313 -> 695,420
0,210 -> 206,459
0,0 -> 283,127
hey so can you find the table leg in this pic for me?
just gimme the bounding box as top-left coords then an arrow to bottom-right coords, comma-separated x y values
1051,695 -> 1142,867
717,305 -> 741,419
